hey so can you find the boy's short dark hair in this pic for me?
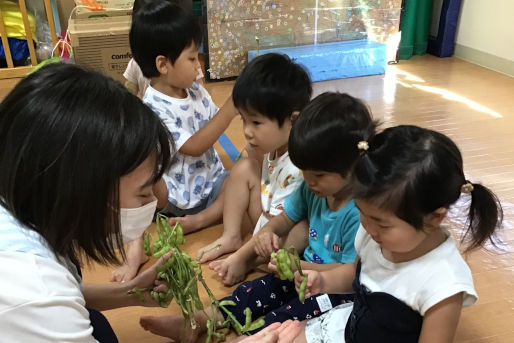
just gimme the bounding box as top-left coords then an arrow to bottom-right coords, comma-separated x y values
130,0 -> 202,78
232,53 -> 312,126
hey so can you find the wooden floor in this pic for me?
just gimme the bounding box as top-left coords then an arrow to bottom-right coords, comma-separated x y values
3,55 -> 513,342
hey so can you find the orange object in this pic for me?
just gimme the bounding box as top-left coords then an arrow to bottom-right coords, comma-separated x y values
81,0 -> 106,11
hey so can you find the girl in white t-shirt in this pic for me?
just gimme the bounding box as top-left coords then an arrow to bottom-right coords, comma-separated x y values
289,125 -> 503,343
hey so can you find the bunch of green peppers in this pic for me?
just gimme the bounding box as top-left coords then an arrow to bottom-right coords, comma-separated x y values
271,246 -> 309,303
130,214 -> 265,342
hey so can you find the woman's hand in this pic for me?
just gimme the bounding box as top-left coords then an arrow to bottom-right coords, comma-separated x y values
83,251 -> 174,311
295,270 -> 323,299
239,320 -> 302,343
126,251 -> 173,306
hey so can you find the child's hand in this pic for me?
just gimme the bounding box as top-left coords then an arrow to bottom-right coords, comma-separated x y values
254,230 -> 280,258
222,95 -> 238,118
268,255 -> 278,273
295,270 -> 323,299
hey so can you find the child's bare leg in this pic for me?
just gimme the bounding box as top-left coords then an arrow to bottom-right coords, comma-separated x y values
110,236 -> 149,282
209,220 -> 308,285
140,304 -> 223,342
198,158 -> 262,263
209,231 -> 268,286
169,180 -> 226,234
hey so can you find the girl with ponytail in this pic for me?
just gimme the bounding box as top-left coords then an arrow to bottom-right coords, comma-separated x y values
292,125 -> 503,343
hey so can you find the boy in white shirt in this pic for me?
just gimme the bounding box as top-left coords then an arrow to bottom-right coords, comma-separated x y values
185,53 -> 313,271
111,0 -> 237,282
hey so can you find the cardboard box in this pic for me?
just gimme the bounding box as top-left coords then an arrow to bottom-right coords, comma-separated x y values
69,16 -> 132,83
58,0 -> 77,29
72,0 -> 192,19
73,0 -> 134,20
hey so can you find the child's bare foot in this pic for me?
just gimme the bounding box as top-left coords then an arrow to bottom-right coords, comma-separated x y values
169,215 -> 202,234
197,236 -> 242,263
140,315 -> 199,343
110,237 -> 149,282
209,253 -> 250,286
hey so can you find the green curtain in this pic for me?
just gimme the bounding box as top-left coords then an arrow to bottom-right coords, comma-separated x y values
399,0 -> 433,59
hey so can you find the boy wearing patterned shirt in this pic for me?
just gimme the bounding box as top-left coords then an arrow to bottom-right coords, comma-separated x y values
111,1 -> 237,282
195,53 -> 312,268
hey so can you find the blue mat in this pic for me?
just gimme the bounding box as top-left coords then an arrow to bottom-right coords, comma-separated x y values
248,39 -> 387,82
217,133 -> 240,162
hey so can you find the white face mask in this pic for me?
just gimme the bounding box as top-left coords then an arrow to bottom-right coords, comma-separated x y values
119,199 -> 157,244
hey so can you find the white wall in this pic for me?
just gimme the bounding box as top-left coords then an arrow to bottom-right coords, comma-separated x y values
455,0 -> 514,62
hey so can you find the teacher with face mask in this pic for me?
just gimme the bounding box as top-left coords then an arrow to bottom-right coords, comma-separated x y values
0,63 -> 175,343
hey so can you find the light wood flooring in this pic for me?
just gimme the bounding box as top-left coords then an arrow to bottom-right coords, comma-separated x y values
81,55 -> 514,343
3,55 -> 513,342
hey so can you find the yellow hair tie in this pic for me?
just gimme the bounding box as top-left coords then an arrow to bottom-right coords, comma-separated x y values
461,182 -> 474,194
357,141 -> 369,151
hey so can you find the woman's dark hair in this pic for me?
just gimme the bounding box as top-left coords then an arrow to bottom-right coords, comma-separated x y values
132,0 -> 146,14
0,63 -> 174,265
232,53 -> 312,127
130,0 -> 202,78
289,92 -> 376,177
353,125 -> 503,251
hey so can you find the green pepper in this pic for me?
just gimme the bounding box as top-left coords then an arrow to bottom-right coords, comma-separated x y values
246,318 -> 265,332
244,307 -> 252,328
276,249 -> 294,280
174,221 -> 185,245
127,287 -> 146,302
142,213 -> 271,341
143,232 -> 152,256
299,275 -> 308,303
288,246 -> 304,276
206,318 -> 214,343
219,300 -> 236,307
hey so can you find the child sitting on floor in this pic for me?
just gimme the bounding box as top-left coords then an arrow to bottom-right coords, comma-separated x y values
111,0 -> 237,282
123,0 -> 204,99
139,92 -> 377,341
291,125 -> 503,343
174,53 -> 312,263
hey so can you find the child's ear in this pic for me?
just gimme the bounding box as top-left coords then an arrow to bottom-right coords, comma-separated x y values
155,55 -> 169,75
425,207 -> 447,228
290,111 -> 300,124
